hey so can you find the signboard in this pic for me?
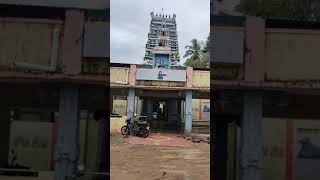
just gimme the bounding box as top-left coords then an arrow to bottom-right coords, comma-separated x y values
202,100 -> 210,121
136,69 -> 186,82
112,99 -> 127,116
8,121 -> 53,170
192,99 -> 210,121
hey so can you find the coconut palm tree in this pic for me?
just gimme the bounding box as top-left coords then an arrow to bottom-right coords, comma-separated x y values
183,39 -> 203,60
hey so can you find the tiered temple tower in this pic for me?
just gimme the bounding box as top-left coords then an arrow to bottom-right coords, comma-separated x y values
144,12 -> 180,68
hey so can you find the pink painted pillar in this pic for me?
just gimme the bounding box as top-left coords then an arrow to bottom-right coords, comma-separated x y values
244,16 -> 265,82
129,64 -> 137,86
61,10 -> 84,75
186,66 -> 193,88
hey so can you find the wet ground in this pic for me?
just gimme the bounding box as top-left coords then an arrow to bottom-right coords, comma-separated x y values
110,133 -> 210,180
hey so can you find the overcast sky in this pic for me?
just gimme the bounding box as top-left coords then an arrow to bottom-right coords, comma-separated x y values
110,0 -> 210,65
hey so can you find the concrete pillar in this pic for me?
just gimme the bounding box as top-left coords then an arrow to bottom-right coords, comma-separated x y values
61,10 -> 84,75
146,98 -> 153,122
240,92 -> 263,180
244,17 -> 265,82
184,90 -> 192,134
186,66 -> 193,88
168,99 -> 179,128
102,115 -> 109,180
129,65 -> 137,86
96,113 -> 108,176
177,99 -> 181,127
0,103 -> 9,168
127,89 -> 135,120
54,87 -> 80,180
214,120 -> 228,180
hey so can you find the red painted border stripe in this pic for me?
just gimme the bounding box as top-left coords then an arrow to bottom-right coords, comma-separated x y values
286,119 -> 293,180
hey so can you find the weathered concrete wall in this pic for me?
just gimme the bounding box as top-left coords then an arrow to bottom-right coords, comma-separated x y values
110,116 -> 126,135
82,58 -> 109,74
110,67 -> 129,84
193,71 -> 210,88
261,118 -> 286,180
212,64 -> 243,80
0,22 -> 62,68
293,119 -> 320,180
0,171 -> 54,180
266,31 -> 320,80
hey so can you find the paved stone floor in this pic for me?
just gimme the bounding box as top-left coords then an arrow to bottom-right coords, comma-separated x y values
110,133 -> 210,180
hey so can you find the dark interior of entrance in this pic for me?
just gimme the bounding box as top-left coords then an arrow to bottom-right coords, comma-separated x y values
153,100 -> 167,122
140,97 -> 183,133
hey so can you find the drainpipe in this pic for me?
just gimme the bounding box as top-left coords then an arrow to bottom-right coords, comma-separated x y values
14,27 -> 60,72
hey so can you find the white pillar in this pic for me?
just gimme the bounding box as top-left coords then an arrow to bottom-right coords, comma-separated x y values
127,89 -> 135,120
185,90 -> 192,134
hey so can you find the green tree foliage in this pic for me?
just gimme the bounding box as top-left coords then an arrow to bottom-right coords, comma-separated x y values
184,36 -> 210,69
183,39 -> 203,60
235,0 -> 320,21
202,35 -> 210,54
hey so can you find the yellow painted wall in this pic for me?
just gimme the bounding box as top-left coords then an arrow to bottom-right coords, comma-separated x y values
192,99 -> 200,120
110,67 -> 129,84
110,116 -> 126,135
193,71 -> 210,88
0,22 -> 61,68
266,32 -> 320,80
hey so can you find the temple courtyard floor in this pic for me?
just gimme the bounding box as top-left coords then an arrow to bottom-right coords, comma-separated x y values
110,133 -> 210,180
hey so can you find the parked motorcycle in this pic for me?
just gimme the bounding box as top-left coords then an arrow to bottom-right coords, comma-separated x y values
121,116 -> 150,138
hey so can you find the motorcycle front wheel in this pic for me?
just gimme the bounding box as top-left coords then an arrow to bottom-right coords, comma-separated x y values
121,126 -> 130,135
142,129 -> 150,138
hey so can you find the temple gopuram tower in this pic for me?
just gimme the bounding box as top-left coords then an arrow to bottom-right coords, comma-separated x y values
144,12 -> 180,68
